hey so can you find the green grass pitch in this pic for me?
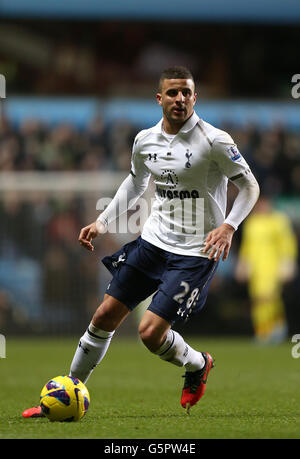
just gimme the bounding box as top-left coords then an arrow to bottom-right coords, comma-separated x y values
0,335 -> 299,439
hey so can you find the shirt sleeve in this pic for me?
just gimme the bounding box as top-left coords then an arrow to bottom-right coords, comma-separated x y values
97,133 -> 151,228
130,132 -> 151,181
211,131 -> 251,180
211,131 -> 260,230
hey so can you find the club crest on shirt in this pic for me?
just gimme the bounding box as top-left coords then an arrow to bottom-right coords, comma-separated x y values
185,149 -> 192,168
228,146 -> 241,162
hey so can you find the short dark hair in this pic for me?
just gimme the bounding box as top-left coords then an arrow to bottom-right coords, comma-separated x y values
158,66 -> 194,92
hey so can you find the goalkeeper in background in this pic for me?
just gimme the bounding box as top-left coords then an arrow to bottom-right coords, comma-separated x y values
235,195 -> 298,343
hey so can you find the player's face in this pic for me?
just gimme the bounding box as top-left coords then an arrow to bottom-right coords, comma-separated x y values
156,78 -> 197,133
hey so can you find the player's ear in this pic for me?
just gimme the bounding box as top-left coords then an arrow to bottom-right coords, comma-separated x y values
156,93 -> 162,106
193,92 -> 197,106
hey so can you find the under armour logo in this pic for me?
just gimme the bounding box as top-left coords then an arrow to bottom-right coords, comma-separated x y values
183,345 -> 189,358
177,307 -> 185,317
185,150 -> 192,168
148,153 -> 158,162
79,340 -> 90,355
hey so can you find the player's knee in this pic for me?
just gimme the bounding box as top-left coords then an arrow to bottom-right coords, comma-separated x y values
92,304 -> 115,331
92,297 -> 127,332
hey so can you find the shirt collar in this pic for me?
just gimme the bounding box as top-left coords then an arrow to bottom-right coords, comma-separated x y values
179,111 -> 200,133
152,111 -> 200,135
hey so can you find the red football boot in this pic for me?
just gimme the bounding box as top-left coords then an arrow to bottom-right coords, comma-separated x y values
22,406 -> 44,418
181,352 -> 214,414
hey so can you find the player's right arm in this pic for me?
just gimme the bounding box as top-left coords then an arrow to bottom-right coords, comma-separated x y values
79,132 -> 150,251
96,131 -> 150,229
78,220 -> 105,252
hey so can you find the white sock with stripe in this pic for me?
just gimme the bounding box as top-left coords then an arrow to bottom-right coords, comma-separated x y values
155,329 -> 205,371
69,323 -> 115,384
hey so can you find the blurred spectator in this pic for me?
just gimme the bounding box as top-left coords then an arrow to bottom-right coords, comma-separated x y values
235,195 -> 298,343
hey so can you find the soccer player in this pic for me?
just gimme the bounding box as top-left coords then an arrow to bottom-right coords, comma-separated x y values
23,66 -> 259,418
235,195 -> 297,343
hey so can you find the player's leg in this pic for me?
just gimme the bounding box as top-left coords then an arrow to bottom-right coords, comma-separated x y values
140,256 -> 218,413
249,276 -> 287,343
23,237 -> 159,418
138,310 -> 170,352
22,294 -> 129,419
139,310 -> 205,369
251,294 -> 287,343
70,239 -> 160,384
270,293 -> 288,343
138,310 -> 213,414
69,294 -> 130,383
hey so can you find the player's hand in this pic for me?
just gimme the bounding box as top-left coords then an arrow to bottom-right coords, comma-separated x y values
203,223 -> 235,261
78,221 -> 105,251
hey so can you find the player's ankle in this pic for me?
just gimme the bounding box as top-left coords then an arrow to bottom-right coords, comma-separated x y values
184,351 -> 205,372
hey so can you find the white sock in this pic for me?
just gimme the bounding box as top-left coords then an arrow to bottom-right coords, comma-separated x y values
155,329 -> 205,371
69,323 -> 115,384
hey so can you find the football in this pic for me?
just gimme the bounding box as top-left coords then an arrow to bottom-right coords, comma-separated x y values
39,375 -> 90,422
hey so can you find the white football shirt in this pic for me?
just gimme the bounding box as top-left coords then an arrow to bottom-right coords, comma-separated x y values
98,111 -> 259,257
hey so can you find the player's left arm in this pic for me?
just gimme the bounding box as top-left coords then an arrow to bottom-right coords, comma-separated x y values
204,134 -> 260,261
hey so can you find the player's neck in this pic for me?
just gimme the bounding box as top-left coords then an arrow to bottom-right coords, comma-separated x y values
162,120 -> 183,135
162,112 -> 193,135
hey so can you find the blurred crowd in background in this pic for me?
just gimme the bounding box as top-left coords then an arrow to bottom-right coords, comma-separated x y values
0,115 -> 134,173
1,114 -> 300,196
0,16 -> 299,338
0,20 -> 298,99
